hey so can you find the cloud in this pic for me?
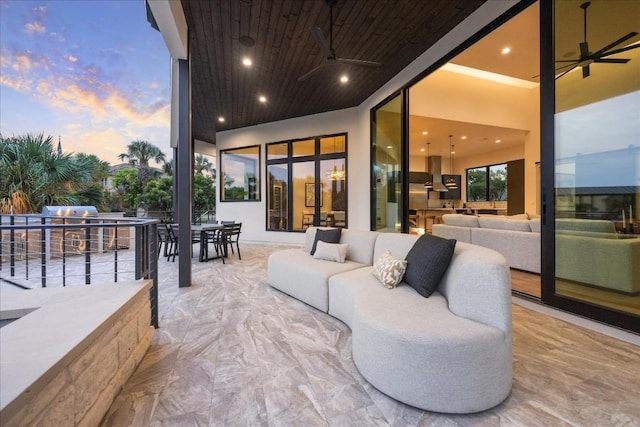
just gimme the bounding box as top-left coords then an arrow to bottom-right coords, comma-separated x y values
66,55 -> 78,63
24,21 -> 46,35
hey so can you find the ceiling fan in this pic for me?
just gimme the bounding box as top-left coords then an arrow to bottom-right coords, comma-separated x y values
555,1 -> 639,80
298,0 -> 381,82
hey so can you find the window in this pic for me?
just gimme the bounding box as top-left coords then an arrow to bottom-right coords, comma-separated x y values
266,133 -> 347,231
220,145 -> 260,201
466,163 -> 507,201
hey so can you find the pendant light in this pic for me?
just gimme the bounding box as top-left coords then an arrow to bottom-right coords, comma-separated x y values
423,142 -> 433,189
445,135 -> 458,189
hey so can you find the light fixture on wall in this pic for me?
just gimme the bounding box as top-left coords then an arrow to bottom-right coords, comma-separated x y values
445,135 -> 458,189
326,137 -> 346,181
424,142 -> 433,189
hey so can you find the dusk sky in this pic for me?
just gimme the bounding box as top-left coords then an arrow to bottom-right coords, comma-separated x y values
0,0 -> 171,166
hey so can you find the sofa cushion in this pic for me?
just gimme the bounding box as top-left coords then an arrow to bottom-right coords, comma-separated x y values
310,228 -> 342,255
478,216 -> 531,232
340,229 -> 380,265
443,214 -> 479,228
313,241 -> 349,263
372,251 -> 407,289
556,218 -> 616,234
529,218 -> 541,233
403,234 -> 456,298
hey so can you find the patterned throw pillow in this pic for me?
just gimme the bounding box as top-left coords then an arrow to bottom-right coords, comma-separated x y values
312,240 -> 349,263
372,251 -> 408,289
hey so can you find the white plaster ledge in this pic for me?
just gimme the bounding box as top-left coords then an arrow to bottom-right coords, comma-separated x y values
0,281 -> 152,421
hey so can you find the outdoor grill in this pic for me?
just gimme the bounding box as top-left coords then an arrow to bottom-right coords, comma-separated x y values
41,206 -> 99,217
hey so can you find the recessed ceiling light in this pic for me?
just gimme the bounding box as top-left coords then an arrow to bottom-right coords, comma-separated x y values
339,74 -> 349,83
461,136 -> 467,140
422,131 -> 428,135
501,47 -> 511,55
386,145 -> 392,149
242,57 -> 252,67
421,148 -> 425,152
495,139 -> 501,143
259,95 -> 267,103
218,116 -> 225,123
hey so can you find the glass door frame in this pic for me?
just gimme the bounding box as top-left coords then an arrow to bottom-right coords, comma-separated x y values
540,0 -> 638,333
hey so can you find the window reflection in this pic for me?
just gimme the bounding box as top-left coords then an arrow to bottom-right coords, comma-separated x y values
554,0 -> 639,316
220,145 -> 260,201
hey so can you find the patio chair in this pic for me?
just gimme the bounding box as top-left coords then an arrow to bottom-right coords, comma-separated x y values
167,224 -> 200,262
225,223 -> 242,260
157,223 -> 171,258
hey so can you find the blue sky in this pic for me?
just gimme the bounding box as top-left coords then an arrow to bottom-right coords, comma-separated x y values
0,0 -> 171,165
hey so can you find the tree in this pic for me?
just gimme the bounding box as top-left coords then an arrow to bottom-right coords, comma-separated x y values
140,176 -> 173,211
467,169 -> 487,201
118,140 -> 166,190
71,153 -> 111,209
111,168 -> 142,210
194,154 -> 214,177
193,173 -> 216,211
0,133 -> 91,213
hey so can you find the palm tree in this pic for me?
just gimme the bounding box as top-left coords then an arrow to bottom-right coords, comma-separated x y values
194,154 -> 214,176
118,140 -> 166,190
162,159 -> 173,176
0,133 -> 90,213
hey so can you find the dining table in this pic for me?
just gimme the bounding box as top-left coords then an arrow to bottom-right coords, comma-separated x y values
191,223 -> 226,261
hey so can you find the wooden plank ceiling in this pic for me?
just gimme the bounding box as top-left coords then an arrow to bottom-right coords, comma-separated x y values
181,0 -> 487,143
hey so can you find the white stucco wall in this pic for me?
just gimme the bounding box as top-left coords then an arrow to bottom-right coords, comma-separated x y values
215,0 -> 520,244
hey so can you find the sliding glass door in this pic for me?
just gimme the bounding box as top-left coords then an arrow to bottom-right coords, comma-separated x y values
372,93 -> 404,232
547,0 -> 639,331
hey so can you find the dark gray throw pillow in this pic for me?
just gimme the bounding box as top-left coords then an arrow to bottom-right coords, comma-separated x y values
310,228 -> 342,255
403,234 -> 456,298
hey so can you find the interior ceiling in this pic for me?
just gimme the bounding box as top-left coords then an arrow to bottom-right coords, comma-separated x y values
407,0 -> 640,159
180,0 -> 487,144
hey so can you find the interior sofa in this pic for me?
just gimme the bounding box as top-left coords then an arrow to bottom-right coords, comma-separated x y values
434,215 -> 639,293
267,227 -> 512,414
555,219 -> 640,294
432,214 -> 541,274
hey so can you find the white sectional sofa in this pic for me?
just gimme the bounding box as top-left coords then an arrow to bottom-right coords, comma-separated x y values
267,227 -> 512,414
432,214 -> 541,274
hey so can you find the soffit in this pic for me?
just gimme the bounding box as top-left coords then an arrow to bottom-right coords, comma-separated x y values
180,0 -> 487,144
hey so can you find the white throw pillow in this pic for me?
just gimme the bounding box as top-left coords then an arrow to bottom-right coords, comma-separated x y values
372,250 -> 408,289
312,240 -> 349,263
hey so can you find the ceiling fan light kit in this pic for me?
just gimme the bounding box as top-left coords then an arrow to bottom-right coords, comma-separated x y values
298,0 -> 381,82
555,1 -> 639,80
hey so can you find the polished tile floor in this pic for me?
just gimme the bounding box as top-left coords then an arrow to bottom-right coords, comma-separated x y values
102,244 -> 640,426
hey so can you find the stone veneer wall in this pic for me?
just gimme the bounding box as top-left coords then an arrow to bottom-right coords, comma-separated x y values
3,290 -> 154,427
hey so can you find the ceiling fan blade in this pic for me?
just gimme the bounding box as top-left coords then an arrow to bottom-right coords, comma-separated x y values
582,64 -> 590,78
336,58 -> 381,68
593,58 -> 630,64
298,62 -> 326,82
555,61 -> 580,72
555,64 -> 579,80
598,42 -> 640,58
311,27 -> 333,58
556,59 -> 580,63
591,32 -> 638,58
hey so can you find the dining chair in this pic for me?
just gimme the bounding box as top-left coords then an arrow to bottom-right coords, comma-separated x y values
225,223 -> 242,260
167,223 -> 200,262
157,223 -> 171,258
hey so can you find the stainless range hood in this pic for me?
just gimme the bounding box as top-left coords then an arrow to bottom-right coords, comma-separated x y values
427,156 -> 448,192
